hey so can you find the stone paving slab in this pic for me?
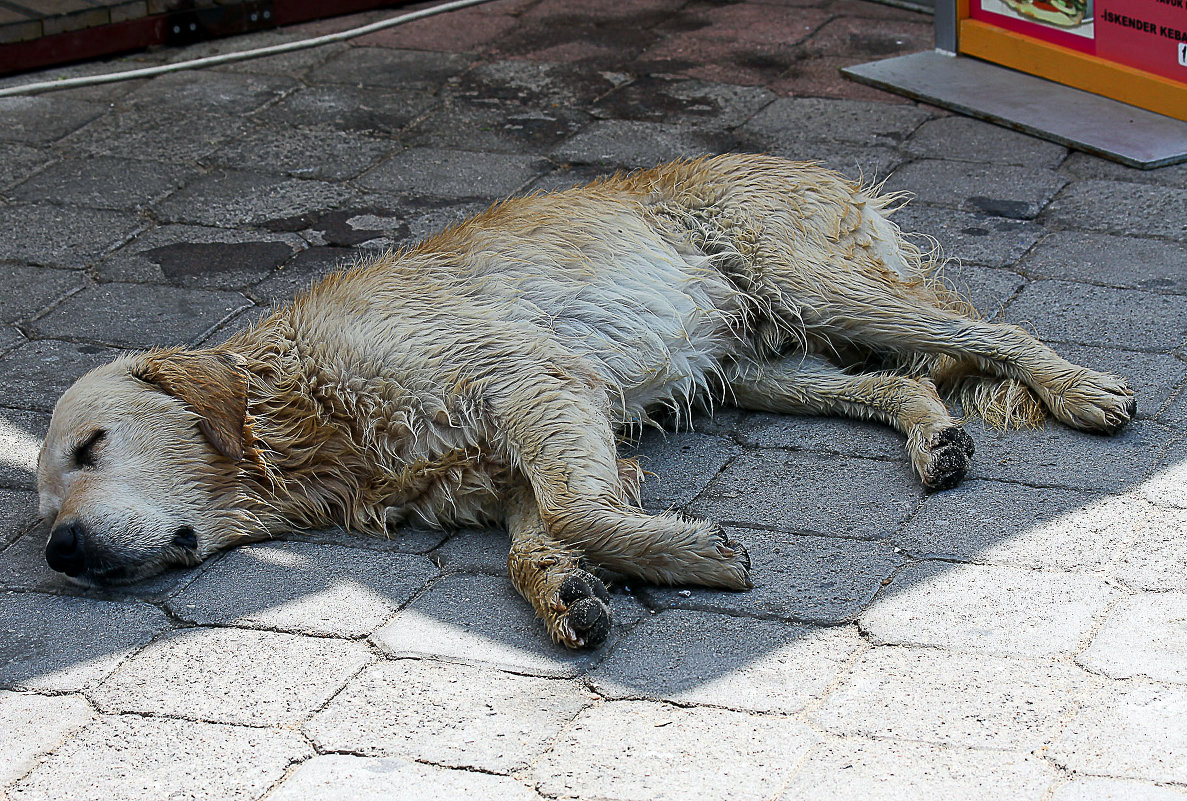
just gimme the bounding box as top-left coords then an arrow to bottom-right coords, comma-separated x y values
782,738 -> 1058,801
202,126 -> 397,182
8,714 -> 311,801
0,96 -> 107,144
5,156 -> 195,211
0,407 -> 47,490
1050,681 -> 1187,783
0,339 -> 122,413
1020,231 -> 1187,294
153,170 -> 356,229
166,541 -> 438,637
904,116 -> 1068,169
643,527 -> 904,624
1114,505 -> 1187,591
890,204 -> 1046,271
116,71 -> 298,116
0,592 -> 173,692
529,699 -> 819,801
0,264 -> 85,325
0,204 -> 143,268
588,610 -> 864,714
57,109 -> 255,163
814,647 -> 1090,749
551,119 -> 732,168
1043,180 -> 1187,241
251,84 -> 439,135
0,143 -> 54,191
0,489 -> 37,549
0,691 -> 94,787
884,159 -> 1068,220
358,148 -> 546,199
1049,777 -> 1187,801
1077,592 -> 1187,683
626,429 -> 737,510
861,561 -> 1119,658
306,659 -> 591,774
269,754 -> 542,801
29,282 -> 251,348
89,626 -> 372,726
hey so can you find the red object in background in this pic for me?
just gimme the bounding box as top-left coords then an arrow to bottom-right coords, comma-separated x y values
1096,0 -> 1187,83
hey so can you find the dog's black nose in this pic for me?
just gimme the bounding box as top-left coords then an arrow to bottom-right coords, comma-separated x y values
46,522 -> 87,577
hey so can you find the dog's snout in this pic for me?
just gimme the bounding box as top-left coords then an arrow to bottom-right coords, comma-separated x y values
46,521 -> 87,577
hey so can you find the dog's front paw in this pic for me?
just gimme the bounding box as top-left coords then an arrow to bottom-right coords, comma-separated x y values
553,569 -> 612,650
1054,372 -> 1136,434
915,426 -> 975,490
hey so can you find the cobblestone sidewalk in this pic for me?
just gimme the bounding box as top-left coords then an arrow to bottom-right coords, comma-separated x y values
2,0 -> 1187,798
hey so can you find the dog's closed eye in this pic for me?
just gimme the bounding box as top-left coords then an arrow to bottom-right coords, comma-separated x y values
73,429 -> 106,469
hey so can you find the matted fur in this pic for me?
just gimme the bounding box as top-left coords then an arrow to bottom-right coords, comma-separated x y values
37,154 -> 1134,648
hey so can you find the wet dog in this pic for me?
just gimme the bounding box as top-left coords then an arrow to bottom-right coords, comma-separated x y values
37,154 -> 1134,648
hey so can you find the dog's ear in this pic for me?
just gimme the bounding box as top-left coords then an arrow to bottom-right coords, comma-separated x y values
132,349 -> 251,462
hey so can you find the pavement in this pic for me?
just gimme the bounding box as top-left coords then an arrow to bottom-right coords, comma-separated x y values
2,0 -> 1187,798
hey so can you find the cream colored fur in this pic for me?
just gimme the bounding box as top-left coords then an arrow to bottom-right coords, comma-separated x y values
37,154 -> 1135,648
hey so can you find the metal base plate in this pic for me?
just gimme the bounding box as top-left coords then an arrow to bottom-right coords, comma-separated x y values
842,50 -> 1187,169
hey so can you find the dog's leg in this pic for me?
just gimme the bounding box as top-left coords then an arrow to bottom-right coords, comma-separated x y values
490,376 -> 751,590
729,355 -> 975,489
505,484 -> 613,649
797,289 -> 1135,434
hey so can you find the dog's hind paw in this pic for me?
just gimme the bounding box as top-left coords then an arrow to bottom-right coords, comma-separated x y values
553,569 -> 612,650
1054,372 -> 1136,435
915,426 -> 975,490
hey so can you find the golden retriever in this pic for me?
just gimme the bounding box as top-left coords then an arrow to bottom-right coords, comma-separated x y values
37,154 -> 1134,648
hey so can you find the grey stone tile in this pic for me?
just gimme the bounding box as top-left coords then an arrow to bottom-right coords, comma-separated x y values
0,264 -> 85,324
306,659 -> 590,773
0,489 -> 38,549
1051,681 -> 1187,783
884,160 -> 1068,220
0,691 -> 94,786
643,528 -> 904,624
154,170 -> 355,228
1061,151 -> 1187,190
91,627 -> 371,726
1043,180 -> 1187,241
269,754 -> 542,801
404,98 -> 591,154
252,85 -> 438,135
0,327 -> 23,355
9,714 -> 312,801
276,524 -> 450,556
939,263 -> 1027,320
890,204 -> 1046,270
6,157 -> 194,211
1078,592 -> 1187,683
30,283 -> 251,348
524,163 -> 619,195
965,418 -> 1173,493
736,412 -> 908,463
97,224 -> 304,288
1020,231 -> 1187,294
455,59 -> 626,110
782,738 -> 1057,801
371,573 -> 642,678
0,408 -> 47,490
693,450 -> 925,538
1005,280 -> 1187,351
752,140 -> 906,184
0,97 -> 107,145
0,592 -> 172,691
895,481 -> 1137,570
861,561 -> 1118,657
625,429 -> 736,510
58,110 -> 254,163
592,75 -> 775,129
167,541 -> 437,637
119,71 -> 297,115
905,116 -> 1067,169
308,47 -> 473,89
0,204 -> 142,268
552,119 -> 732,169
530,700 -> 818,801
358,149 -> 546,199
1141,439 -> 1187,509
1049,777 -> 1187,801
1114,504 -> 1187,591
433,528 -> 511,576
589,611 -> 864,713
0,143 -> 53,192
203,127 -> 395,181
248,246 -> 355,307
741,97 -> 932,148
814,647 -> 1088,749
0,339 -> 120,413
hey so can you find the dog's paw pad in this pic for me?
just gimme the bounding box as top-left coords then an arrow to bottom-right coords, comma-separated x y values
556,569 -> 612,649
919,426 -> 975,491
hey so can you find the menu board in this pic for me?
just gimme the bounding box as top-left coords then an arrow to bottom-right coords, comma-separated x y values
970,0 -> 1187,84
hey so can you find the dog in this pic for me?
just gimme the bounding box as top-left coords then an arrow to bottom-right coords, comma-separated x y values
37,154 -> 1135,649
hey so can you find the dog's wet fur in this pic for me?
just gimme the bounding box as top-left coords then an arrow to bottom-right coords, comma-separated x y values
38,155 -> 1134,648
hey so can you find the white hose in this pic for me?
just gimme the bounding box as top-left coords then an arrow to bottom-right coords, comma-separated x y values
0,0 -> 499,98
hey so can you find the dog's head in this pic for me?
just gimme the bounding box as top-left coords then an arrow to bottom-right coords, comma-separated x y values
36,349 -> 260,586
